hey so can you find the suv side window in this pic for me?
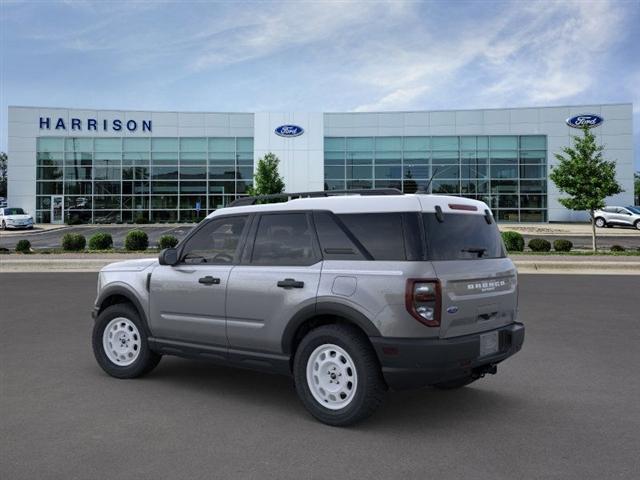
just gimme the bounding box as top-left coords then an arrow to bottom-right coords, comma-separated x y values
337,213 -> 407,261
313,211 -> 366,260
181,215 -> 248,264
251,213 -> 319,266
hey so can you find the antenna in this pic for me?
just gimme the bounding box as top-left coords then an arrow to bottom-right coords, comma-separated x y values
423,167 -> 439,193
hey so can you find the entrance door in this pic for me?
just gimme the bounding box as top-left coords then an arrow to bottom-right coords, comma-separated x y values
51,195 -> 64,224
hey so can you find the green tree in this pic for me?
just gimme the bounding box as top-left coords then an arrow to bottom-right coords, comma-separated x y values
0,152 -> 7,198
634,172 -> 640,205
248,152 -> 285,196
549,128 -> 623,251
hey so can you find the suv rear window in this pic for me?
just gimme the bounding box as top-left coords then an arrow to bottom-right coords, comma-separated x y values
423,213 -> 505,260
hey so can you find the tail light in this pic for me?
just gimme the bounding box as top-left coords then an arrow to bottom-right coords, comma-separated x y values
405,279 -> 441,327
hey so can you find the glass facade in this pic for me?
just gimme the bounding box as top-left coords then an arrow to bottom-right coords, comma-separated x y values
36,137 -> 253,223
324,135 -> 547,222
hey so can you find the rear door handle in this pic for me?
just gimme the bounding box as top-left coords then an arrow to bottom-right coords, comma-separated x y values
198,276 -> 221,285
277,278 -> 304,289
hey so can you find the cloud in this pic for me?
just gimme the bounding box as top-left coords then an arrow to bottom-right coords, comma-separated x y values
190,1 -> 411,71
351,0 -> 634,111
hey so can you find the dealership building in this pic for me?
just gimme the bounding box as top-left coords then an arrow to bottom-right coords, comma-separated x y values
6,103 -> 634,224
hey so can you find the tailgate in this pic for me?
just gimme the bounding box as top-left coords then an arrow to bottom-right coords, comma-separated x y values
432,258 -> 517,338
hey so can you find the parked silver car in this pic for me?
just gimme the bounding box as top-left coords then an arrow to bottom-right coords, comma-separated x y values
594,206 -> 640,229
91,190 -> 524,426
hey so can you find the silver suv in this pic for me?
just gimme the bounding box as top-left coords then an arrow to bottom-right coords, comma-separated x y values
91,190 -> 524,426
594,206 -> 640,230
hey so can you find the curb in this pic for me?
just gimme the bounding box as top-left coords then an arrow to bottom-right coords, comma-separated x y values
2,258 -> 639,274
514,260 -> 640,275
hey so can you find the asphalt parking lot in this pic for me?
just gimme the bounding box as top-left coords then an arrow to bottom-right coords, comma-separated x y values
1,273 -> 639,479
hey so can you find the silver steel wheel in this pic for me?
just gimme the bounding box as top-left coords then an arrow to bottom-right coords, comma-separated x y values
102,317 -> 141,367
595,218 -> 605,228
306,343 -> 358,410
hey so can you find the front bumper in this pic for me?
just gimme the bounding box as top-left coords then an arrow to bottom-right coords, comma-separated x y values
370,322 -> 525,390
4,223 -> 33,229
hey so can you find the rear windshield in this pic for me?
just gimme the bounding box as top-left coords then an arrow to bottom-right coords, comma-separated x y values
423,213 -> 505,260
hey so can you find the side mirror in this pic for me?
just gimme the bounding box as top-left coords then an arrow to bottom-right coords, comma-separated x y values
159,248 -> 179,266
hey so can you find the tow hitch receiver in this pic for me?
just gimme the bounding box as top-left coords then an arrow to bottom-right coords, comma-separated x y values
472,364 -> 498,379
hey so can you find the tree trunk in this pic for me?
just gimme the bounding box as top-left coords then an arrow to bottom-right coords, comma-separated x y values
590,209 -> 597,252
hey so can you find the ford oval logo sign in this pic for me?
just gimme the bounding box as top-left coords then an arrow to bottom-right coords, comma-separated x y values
566,114 -> 604,129
275,125 -> 304,137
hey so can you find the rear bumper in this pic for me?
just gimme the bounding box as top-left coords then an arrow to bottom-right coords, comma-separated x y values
370,322 -> 525,390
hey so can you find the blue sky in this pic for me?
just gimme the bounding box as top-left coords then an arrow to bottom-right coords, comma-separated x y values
1,0 -> 639,168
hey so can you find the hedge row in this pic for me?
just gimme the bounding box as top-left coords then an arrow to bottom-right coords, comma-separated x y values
54,231 -> 178,251
501,231 -> 574,252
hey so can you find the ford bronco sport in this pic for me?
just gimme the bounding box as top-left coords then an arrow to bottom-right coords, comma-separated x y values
92,190 -> 524,426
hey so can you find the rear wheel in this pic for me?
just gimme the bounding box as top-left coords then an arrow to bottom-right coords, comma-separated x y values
635,220 -> 640,230
594,217 -> 606,228
92,303 -> 161,378
293,324 -> 386,426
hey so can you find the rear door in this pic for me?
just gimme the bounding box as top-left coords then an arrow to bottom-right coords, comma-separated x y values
614,208 -> 634,226
226,211 -> 322,354
423,212 -> 517,339
148,214 -> 250,347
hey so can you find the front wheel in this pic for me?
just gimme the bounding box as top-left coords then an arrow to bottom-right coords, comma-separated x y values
92,303 -> 161,379
1,221 -> 5,230
594,217 -> 606,228
293,324 -> 386,426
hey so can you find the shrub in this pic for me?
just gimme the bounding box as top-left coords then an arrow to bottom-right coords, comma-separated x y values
158,234 -> 179,249
134,215 -> 149,224
88,232 -> 113,250
528,238 -> 551,252
553,239 -> 573,252
501,231 -> 524,252
125,230 -> 148,251
62,233 -> 86,251
610,245 -> 625,252
15,239 -> 31,253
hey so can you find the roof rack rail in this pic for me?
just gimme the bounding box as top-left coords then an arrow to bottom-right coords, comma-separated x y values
227,188 -> 403,207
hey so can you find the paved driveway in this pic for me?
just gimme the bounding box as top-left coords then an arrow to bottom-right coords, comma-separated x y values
1,274 -> 639,479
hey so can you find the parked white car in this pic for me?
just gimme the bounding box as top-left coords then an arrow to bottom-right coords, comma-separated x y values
594,206 -> 640,230
0,207 -> 35,230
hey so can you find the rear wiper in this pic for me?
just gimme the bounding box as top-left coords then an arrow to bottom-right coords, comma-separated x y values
461,247 -> 487,258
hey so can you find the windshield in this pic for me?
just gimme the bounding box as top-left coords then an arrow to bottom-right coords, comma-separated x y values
4,208 -> 25,215
423,213 -> 505,260
626,206 -> 640,214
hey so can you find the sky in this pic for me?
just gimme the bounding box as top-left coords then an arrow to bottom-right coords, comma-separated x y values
1,0 -> 639,168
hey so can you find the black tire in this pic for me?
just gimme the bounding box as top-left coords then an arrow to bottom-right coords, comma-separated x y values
92,303 -> 161,379
594,217 -> 606,228
433,376 -> 477,390
293,324 -> 387,426
635,220 -> 640,230
1,221 -> 5,230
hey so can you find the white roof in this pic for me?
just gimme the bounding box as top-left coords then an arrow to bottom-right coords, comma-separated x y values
208,194 -> 490,218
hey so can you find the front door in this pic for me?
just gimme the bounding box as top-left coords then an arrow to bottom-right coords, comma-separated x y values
226,212 -> 322,354
148,214 -> 250,347
51,195 -> 63,224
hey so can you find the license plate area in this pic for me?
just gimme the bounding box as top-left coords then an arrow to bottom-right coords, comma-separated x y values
479,331 -> 499,357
